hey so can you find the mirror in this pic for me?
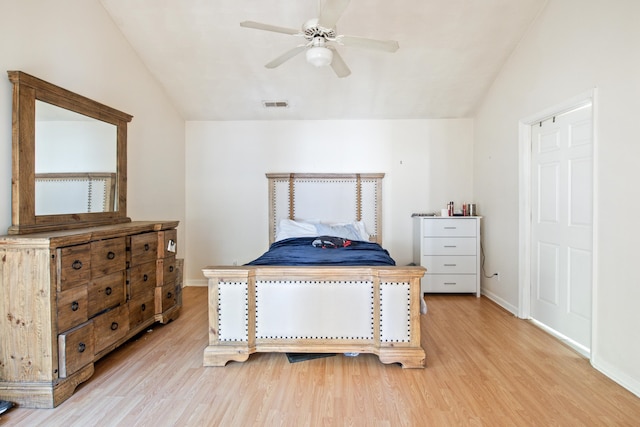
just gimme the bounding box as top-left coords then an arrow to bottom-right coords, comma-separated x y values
35,100 -> 118,215
8,71 -> 133,234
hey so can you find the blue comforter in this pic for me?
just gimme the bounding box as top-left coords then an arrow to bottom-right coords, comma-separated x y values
246,237 -> 396,266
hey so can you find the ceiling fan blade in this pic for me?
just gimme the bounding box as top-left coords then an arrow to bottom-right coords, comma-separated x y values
317,0 -> 351,29
240,21 -> 300,36
328,46 -> 351,78
265,45 -> 308,69
340,35 -> 399,53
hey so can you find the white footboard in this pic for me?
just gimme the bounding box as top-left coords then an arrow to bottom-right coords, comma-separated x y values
202,266 -> 426,368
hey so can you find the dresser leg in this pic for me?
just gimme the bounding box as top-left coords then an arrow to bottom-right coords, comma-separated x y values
0,363 -> 94,408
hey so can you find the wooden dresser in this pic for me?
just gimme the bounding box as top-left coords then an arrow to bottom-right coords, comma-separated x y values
0,221 -> 181,408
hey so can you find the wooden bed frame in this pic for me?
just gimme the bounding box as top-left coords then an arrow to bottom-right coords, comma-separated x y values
202,173 -> 426,368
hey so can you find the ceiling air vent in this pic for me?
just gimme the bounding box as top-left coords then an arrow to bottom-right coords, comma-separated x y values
263,100 -> 289,108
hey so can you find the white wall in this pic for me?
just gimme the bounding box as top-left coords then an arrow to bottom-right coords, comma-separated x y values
185,119 -> 474,284
37,119 -> 116,173
0,0 -> 186,253
474,0 -> 640,395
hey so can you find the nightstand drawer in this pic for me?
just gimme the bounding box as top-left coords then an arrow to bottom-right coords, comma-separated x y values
422,237 -> 476,255
421,255 -> 477,274
423,275 -> 477,293
423,218 -> 476,237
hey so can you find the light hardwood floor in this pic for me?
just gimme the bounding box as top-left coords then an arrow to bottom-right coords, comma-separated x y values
4,286 -> 640,426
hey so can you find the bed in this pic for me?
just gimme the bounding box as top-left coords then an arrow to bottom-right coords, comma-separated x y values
202,173 -> 426,368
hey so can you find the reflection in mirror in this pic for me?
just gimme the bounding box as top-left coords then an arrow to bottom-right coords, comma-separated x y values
35,101 -> 118,215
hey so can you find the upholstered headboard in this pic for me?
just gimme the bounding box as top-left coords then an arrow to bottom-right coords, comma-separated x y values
266,173 -> 384,245
34,172 -> 117,215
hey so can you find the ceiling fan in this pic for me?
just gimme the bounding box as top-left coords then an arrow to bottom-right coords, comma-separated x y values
240,0 -> 399,78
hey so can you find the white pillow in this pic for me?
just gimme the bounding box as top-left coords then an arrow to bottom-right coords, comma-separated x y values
315,221 -> 370,242
275,219 -> 371,242
353,221 -> 371,241
275,219 -> 318,241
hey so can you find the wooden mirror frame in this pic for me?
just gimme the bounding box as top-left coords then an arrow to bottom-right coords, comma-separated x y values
7,71 -> 133,234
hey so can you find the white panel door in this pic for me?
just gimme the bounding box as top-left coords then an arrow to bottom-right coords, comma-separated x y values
530,104 -> 593,350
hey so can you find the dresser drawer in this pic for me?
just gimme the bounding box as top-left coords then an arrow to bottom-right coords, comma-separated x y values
88,271 -> 125,318
129,261 -> 157,300
91,237 -> 126,277
157,229 -> 178,259
422,218 -> 477,237
421,255 -> 477,274
57,244 -> 91,291
94,305 -> 129,354
423,275 -> 477,293
174,281 -> 183,309
157,256 -> 177,286
422,237 -> 477,255
129,291 -> 155,329
130,232 -> 158,267
155,281 -> 178,314
58,321 -> 94,378
58,286 -> 88,333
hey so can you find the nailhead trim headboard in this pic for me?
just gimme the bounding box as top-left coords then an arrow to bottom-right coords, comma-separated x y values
266,173 -> 384,245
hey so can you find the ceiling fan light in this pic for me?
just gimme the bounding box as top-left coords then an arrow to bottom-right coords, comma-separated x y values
306,46 -> 333,67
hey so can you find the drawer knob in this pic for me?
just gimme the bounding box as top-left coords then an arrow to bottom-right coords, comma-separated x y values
143,274 -> 148,282
169,265 -> 174,273
78,342 -> 86,353
105,286 -> 112,296
107,251 -> 116,260
166,291 -> 173,299
71,260 -> 83,270
141,303 -> 146,311
444,263 -> 457,267
110,322 -> 119,331
144,243 -> 150,251
71,301 -> 79,311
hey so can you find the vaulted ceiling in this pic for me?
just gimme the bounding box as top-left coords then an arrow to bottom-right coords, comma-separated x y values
99,0 -> 546,121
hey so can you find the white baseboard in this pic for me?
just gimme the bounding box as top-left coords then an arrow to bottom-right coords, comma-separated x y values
592,355 -> 640,399
529,318 -> 590,358
185,279 -> 208,287
481,288 -> 518,316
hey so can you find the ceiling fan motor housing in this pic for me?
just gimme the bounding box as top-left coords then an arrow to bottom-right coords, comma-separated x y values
303,18 -> 337,41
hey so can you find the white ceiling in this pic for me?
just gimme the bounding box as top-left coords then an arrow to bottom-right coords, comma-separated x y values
99,0 -> 546,121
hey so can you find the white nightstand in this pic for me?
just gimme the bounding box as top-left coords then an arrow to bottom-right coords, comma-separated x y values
412,216 -> 481,297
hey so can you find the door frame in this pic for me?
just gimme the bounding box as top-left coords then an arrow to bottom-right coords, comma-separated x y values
517,89 -> 598,358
